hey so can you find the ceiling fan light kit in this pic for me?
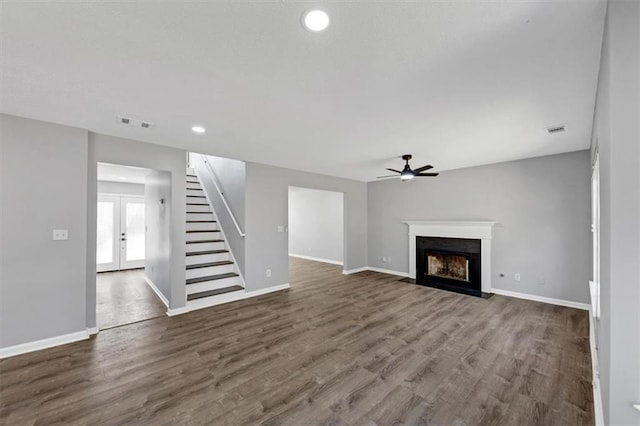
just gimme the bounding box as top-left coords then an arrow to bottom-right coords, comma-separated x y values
378,154 -> 439,181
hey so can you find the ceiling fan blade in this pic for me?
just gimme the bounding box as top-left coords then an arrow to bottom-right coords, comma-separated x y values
376,175 -> 398,179
415,173 -> 439,177
413,164 -> 433,173
385,168 -> 402,174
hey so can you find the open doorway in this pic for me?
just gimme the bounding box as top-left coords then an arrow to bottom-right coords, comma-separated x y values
288,186 -> 344,282
96,163 -> 165,329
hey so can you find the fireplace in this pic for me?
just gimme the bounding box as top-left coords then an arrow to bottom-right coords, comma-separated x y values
416,236 -> 481,296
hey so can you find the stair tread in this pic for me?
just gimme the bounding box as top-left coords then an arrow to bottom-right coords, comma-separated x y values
187,285 -> 244,301
186,230 -> 220,233
186,220 -> 216,223
186,272 -> 239,285
186,260 -> 234,270
187,211 -> 213,214
186,249 -> 229,256
186,239 -> 225,244
187,174 -> 197,177
186,195 -> 206,198
186,203 -> 209,205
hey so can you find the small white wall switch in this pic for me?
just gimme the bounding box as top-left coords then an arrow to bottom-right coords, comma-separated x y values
515,273 -> 521,281
53,229 -> 68,241
266,269 -> 272,277
277,225 -> 285,233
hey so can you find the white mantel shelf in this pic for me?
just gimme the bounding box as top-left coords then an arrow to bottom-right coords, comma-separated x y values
403,221 -> 497,293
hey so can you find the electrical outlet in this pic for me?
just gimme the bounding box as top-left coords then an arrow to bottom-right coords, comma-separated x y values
266,269 -> 271,278
277,226 -> 285,233
53,229 -> 68,241
515,273 -> 521,281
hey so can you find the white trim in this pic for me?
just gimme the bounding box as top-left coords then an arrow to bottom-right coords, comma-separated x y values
342,267 -> 369,275
167,307 -> 190,316
168,283 -> 291,316
491,288 -> 590,311
144,276 -> 169,308
366,267 -> 409,277
244,283 -> 290,298
0,330 -> 89,359
588,306 -> 605,425
403,220 -> 496,292
289,253 -> 343,266
86,327 -> 99,335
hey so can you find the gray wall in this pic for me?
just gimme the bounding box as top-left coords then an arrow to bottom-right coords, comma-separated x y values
288,187 -> 344,264
192,154 -> 246,275
87,133 -> 186,325
97,181 -> 145,196
144,171 -> 172,303
367,150 -> 591,304
590,1 -> 640,423
244,162 -> 367,291
0,114 -> 88,347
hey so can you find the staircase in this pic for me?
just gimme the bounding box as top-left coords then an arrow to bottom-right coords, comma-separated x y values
185,170 -> 244,310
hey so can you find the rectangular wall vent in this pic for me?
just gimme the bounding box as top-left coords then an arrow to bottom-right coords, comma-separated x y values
117,116 -> 154,129
547,124 -> 566,134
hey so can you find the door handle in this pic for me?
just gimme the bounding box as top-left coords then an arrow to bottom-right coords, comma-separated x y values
121,237 -> 127,241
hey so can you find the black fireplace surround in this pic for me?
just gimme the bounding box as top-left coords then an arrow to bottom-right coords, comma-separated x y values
416,236 -> 482,297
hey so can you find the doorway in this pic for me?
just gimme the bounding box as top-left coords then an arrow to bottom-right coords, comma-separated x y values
97,195 -> 145,272
288,187 -> 345,281
96,163 -> 165,329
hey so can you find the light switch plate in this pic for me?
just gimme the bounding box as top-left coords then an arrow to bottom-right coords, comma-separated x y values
277,225 -> 285,233
53,229 -> 68,241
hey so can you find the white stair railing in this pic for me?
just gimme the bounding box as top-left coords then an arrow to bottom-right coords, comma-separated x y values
198,154 -> 245,238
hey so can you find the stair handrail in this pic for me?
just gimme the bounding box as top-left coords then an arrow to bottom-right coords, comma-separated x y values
198,154 -> 246,238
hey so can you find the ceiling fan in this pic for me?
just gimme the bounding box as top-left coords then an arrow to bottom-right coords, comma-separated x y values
377,154 -> 439,181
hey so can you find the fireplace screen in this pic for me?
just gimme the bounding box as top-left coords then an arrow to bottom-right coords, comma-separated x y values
427,253 -> 469,282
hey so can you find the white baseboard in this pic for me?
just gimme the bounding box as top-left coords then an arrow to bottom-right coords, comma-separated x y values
168,283 -> 291,316
86,327 -> 99,335
144,276 -> 169,308
289,253 -> 343,266
0,330 -> 90,359
245,283 -> 290,298
588,308 -> 605,425
342,266 -> 408,277
491,288 -> 590,311
366,266 -> 409,277
167,307 -> 190,316
342,267 -> 369,275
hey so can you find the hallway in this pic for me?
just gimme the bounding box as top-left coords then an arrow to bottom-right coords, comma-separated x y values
97,269 -> 166,329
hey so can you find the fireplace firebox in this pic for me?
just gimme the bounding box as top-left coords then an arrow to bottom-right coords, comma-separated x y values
416,236 -> 481,297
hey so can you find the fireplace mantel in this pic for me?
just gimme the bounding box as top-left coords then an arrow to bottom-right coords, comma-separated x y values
403,221 -> 497,292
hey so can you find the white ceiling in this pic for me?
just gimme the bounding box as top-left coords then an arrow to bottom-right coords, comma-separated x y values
97,163 -> 150,184
1,1 -> 606,181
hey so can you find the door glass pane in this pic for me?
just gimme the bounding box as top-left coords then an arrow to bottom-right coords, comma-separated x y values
125,203 -> 145,261
97,202 -> 114,264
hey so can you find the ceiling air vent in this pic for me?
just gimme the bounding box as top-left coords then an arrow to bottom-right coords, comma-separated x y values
117,116 -> 154,129
547,124 -> 566,134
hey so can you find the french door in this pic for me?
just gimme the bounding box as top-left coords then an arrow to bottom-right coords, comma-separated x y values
97,195 -> 145,272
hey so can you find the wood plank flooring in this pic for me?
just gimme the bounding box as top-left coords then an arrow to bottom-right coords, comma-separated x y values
97,269 -> 166,329
0,258 -> 594,425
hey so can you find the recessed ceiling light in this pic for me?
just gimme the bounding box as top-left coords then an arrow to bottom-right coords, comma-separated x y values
192,126 -> 206,134
303,10 -> 330,32
119,176 -> 126,180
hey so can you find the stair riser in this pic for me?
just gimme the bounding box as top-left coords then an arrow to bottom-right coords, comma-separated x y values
186,183 -> 201,190
186,241 -> 226,251
186,188 -> 204,196
186,264 -> 236,280
186,252 -> 230,264
186,231 -> 221,241
186,222 -> 217,231
187,212 -> 214,221
186,276 -> 242,295
186,204 -> 212,213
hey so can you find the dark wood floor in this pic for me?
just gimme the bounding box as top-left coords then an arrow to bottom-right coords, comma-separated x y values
97,269 -> 166,329
0,258 -> 593,425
